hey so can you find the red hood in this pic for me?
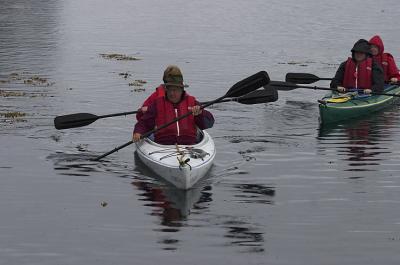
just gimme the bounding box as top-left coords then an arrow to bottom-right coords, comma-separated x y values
369,35 -> 384,55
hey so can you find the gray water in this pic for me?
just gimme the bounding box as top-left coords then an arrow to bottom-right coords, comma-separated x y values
1,0 -> 400,264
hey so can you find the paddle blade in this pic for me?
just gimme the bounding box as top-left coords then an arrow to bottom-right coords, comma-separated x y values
285,73 -> 320,84
225,71 -> 270,98
54,113 -> 98,130
263,81 -> 298,91
237,88 -> 278,104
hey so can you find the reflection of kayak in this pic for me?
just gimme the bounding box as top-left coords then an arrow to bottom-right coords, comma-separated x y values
319,85 -> 400,125
162,186 -> 204,217
135,130 -> 215,189
131,180 -> 205,219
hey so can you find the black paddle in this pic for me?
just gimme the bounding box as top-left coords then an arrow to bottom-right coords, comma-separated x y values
265,80 -> 400,98
54,86 -> 277,130
286,72 -> 400,86
286,73 -> 332,84
54,111 -> 139,130
93,71 -> 271,161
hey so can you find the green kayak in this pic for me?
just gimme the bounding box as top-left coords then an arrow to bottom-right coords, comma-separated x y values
319,85 -> 400,125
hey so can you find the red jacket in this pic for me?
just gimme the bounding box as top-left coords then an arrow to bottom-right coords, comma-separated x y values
154,94 -> 197,144
136,85 -> 165,120
343,57 -> 372,89
369,35 -> 400,81
134,92 -> 214,145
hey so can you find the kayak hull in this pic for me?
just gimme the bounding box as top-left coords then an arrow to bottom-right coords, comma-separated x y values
319,85 -> 400,125
135,131 -> 215,189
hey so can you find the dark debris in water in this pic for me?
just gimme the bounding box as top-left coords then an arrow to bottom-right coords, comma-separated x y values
0,72 -> 54,87
100,53 -> 141,61
119,72 -> 132,79
0,111 -> 27,123
0,111 -> 26,118
129,80 -> 147,87
0,90 -> 26,97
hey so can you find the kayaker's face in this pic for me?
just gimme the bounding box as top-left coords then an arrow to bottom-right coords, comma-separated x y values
166,86 -> 183,103
354,52 -> 367,62
370,45 -> 379,56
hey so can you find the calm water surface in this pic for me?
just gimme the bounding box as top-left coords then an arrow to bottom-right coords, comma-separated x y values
1,0 -> 400,264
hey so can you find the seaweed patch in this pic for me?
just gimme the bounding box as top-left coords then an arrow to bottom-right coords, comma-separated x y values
100,53 -> 141,61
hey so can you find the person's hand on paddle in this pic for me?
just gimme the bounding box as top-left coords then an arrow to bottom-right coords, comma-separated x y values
132,133 -> 142,142
337,86 -> 346,93
190,105 -> 202,116
363,89 -> 372,94
141,106 -> 148,113
390,77 -> 398,84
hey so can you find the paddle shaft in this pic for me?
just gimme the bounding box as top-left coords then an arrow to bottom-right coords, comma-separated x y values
68,110 -> 139,124
280,83 -> 400,98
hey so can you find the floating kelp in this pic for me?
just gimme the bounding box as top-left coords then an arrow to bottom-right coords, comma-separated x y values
0,111 -> 26,118
128,80 -> 147,87
119,72 -> 132,78
131,87 -> 146,92
278,60 -> 316,66
100,53 -> 141,61
0,90 -> 26,97
0,73 -> 54,87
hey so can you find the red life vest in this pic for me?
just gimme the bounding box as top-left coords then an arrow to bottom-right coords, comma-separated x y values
373,53 -> 392,81
343,57 -> 373,89
154,94 -> 197,144
136,85 -> 166,121
155,84 -> 166,98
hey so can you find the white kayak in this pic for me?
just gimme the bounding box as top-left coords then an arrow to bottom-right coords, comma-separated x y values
135,130 -> 216,189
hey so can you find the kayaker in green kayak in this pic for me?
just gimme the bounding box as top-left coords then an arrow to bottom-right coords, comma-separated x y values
369,35 -> 400,84
330,39 -> 384,94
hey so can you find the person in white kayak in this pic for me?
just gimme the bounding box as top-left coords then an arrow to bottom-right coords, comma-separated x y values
132,65 -> 214,145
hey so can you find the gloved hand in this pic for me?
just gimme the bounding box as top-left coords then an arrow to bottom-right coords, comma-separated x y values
363,89 -> 372,94
132,133 -> 142,142
337,86 -> 346,93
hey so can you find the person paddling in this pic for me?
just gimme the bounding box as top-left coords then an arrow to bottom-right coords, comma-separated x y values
330,39 -> 384,94
132,65 -> 214,145
369,35 -> 400,84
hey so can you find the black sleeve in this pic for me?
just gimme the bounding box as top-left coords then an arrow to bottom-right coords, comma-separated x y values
330,61 -> 346,88
371,61 -> 384,92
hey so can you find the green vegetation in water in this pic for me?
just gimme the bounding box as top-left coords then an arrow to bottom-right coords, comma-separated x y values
0,90 -> 26,97
0,111 -> 26,118
0,73 -> 54,86
128,80 -> 147,87
119,72 -> 132,79
100,53 -> 141,61
278,60 -> 316,66
131,87 -> 146,92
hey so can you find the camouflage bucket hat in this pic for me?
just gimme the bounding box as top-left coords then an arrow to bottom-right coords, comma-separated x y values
163,65 -> 185,88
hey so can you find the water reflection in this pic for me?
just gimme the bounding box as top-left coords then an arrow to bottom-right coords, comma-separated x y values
0,0 -> 61,72
223,220 -> 265,253
317,107 -> 399,172
232,184 -> 275,204
131,180 -> 212,251
132,181 -> 209,223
